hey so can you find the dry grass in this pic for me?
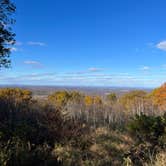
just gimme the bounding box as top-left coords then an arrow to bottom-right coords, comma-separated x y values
152,151 -> 166,166
89,127 -> 133,165
53,127 -> 166,166
144,151 -> 166,166
52,127 -> 134,165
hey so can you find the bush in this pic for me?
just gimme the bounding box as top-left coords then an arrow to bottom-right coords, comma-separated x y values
125,113 -> 166,165
0,137 -> 60,166
128,113 -> 166,146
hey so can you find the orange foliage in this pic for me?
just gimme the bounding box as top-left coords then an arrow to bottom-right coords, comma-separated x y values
151,83 -> 166,110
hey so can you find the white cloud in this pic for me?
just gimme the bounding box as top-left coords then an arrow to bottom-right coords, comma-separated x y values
24,61 -> 40,65
24,60 -> 43,68
67,67 -> 104,75
140,66 -> 150,71
27,41 -> 46,46
88,67 -> 103,72
156,40 -> 166,51
0,70 -> 163,87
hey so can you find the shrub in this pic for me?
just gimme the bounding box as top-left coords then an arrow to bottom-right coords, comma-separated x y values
128,113 -> 166,146
126,113 -> 166,165
0,137 -> 60,166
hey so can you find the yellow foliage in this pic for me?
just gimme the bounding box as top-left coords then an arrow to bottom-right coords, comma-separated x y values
48,91 -> 70,108
119,90 -> 147,111
93,96 -> 102,105
84,95 -> 102,106
84,95 -> 93,106
0,88 -> 32,104
69,91 -> 84,103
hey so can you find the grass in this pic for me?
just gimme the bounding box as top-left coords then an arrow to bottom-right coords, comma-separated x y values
145,151 -> 166,166
53,127 -> 134,166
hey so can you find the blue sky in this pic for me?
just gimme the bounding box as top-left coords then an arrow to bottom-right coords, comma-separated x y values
2,0 -> 166,87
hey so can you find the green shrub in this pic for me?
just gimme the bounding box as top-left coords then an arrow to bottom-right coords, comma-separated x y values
126,113 -> 166,165
128,113 -> 166,146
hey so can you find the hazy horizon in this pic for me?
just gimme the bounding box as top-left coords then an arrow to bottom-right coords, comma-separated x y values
0,84 -> 153,89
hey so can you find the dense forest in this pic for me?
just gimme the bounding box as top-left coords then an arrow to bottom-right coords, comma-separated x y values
0,83 -> 166,166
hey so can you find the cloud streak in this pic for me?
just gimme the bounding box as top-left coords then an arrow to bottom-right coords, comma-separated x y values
0,71 -> 156,87
88,67 -> 104,72
27,41 -> 46,46
140,66 -> 150,71
1,66 -> 166,87
67,67 -> 104,75
24,60 -> 43,68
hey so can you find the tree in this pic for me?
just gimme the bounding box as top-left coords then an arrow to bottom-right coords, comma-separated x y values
119,90 -> 147,114
48,91 -> 70,108
84,95 -> 93,106
128,113 -> 166,145
106,93 -> 117,104
0,88 -> 32,102
151,83 -> 166,110
0,0 -> 16,68
69,91 -> 84,104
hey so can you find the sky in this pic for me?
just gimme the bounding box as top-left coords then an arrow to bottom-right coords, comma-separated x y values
2,0 -> 166,87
